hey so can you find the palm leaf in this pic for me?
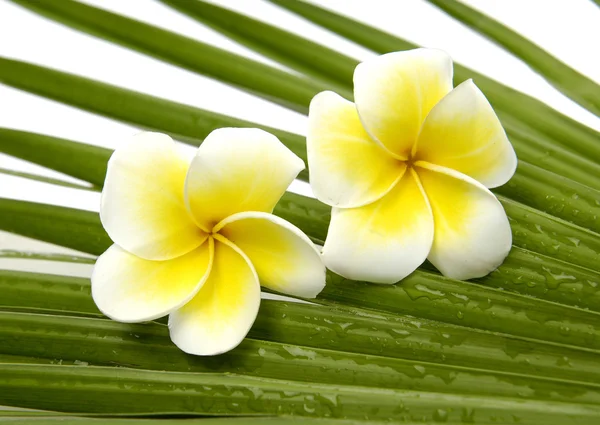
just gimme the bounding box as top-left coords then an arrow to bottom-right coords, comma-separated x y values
3,198 -> 600,353
4,270 -> 600,385
425,0 -> 600,116
1,0 -> 600,422
7,0 -> 349,112
266,0 -> 600,163
1,61 -> 599,235
6,0 -> 600,187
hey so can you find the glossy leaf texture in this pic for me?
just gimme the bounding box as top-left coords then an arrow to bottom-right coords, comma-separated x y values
0,128 -> 111,187
4,270 -> 600,387
2,199 -> 600,352
156,0 -> 600,185
2,127 -> 600,310
159,0 -> 357,91
5,307 -> 600,405
0,417 -> 383,425
0,166 -> 96,191
0,59 -> 599,234
7,0 -> 349,112
158,0 -> 600,192
426,0 -> 600,118
5,363 -> 600,423
266,0 -> 600,164
4,0 -> 600,189
0,126 -> 600,282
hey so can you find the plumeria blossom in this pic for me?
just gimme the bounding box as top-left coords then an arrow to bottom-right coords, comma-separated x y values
308,48 -> 517,284
92,129 -> 325,355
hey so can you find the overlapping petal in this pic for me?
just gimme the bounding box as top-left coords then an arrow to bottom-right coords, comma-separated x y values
322,169 -> 434,284
101,132 -> 206,260
169,238 -> 261,356
216,212 -> 326,298
414,80 -> 517,188
185,128 -> 305,230
415,162 -> 512,280
307,91 -> 405,208
92,239 -> 213,323
353,49 -> 453,158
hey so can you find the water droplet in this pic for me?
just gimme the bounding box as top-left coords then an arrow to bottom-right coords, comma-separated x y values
566,237 -> 580,247
559,326 -> 570,335
461,407 -> 475,423
433,408 -> 449,422
456,311 -> 464,319
413,365 -> 426,375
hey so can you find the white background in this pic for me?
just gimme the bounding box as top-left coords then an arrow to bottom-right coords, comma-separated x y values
0,0 -> 599,273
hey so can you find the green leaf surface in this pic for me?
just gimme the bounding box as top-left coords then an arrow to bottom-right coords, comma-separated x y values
1,196 -> 600,353
0,61 -> 308,181
5,309 -> 600,405
0,167 -> 97,192
426,0 -> 600,117
1,59 -> 599,235
4,270 -> 600,386
0,250 -> 95,264
157,0 -> 600,191
0,128 -> 110,188
7,0 -> 349,113
495,161 -> 600,234
0,199 -> 111,256
267,0 -> 600,164
159,0 -> 357,92
5,0 -> 600,186
2,363 -> 600,423
0,416 -> 382,425
3,132 -> 600,311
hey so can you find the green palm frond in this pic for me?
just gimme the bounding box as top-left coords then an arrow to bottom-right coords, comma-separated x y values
266,0 -> 600,161
1,0 -> 600,423
425,0 -> 600,116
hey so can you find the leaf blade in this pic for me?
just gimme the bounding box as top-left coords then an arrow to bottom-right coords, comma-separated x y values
426,0 -> 600,117
4,271 -> 600,387
266,0 -> 600,163
2,362 -> 600,422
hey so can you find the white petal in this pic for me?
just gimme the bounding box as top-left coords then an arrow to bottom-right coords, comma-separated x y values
216,211 -> 325,298
322,169 -> 434,284
100,132 -> 205,260
91,239 -> 213,323
168,238 -> 261,356
307,91 -> 405,208
415,162 -> 513,280
185,128 -> 304,230
353,48 -> 453,158
414,80 -> 517,188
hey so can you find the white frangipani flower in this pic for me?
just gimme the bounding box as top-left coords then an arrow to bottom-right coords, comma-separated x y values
308,48 -> 517,284
92,128 -> 325,355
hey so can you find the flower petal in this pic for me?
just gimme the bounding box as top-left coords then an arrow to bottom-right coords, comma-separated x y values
307,91 -> 406,208
168,237 -> 261,356
353,48 -> 453,158
322,168 -> 433,284
185,128 -> 305,230
100,132 -> 206,260
216,211 -> 326,298
415,162 -> 512,280
414,80 -> 517,188
91,239 -> 213,323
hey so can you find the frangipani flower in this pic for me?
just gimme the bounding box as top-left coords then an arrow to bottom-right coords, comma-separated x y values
308,48 -> 517,283
92,129 -> 325,355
